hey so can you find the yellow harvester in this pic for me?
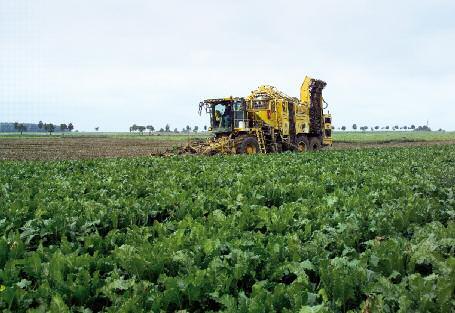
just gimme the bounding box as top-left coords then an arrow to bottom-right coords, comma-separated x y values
188,76 -> 332,154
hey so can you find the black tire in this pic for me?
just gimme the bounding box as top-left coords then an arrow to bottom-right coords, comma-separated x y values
237,136 -> 260,154
309,137 -> 322,151
296,135 -> 310,152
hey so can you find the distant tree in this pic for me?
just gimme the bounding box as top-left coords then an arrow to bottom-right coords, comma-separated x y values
173,128 -> 179,133
159,128 -> 164,132
410,125 -> 415,130
403,126 -> 408,130
68,123 -> 74,132
146,125 -> 154,135
370,127 -> 374,131
204,125 -> 207,131
182,127 -> 186,133
193,126 -> 199,133
385,126 -> 389,130
165,124 -> 170,132
95,127 -> 99,131
137,126 -> 146,134
341,126 -> 346,131
60,123 -> 68,132
186,125 -> 191,132
438,128 -> 444,132
352,124 -> 357,131
415,125 -> 431,131
394,125 -> 399,130
38,121 -> 44,130
14,122 -> 27,135
44,123 -> 55,135
374,126 -> 379,130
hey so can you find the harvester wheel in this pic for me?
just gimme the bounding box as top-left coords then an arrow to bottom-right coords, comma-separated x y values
296,135 -> 310,152
309,137 -> 322,151
237,137 -> 260,155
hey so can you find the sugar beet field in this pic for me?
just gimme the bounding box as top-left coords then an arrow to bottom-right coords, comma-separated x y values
0,141 -> 454,312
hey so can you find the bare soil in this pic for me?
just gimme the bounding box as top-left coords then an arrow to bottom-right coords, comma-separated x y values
0,137 -> 184,161
0,137 -> 454,161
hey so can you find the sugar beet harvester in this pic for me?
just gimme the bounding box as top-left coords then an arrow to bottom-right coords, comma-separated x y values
184,76 -> 332,155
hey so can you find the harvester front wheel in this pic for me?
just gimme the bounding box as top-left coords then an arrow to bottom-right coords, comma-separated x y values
309,137 -> 322,151
296,135 -> 310,152
237,137 -> 260,155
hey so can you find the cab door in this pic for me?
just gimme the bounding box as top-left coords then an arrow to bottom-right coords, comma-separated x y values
233,99 -> 247,129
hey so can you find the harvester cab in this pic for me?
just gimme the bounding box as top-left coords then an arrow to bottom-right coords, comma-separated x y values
199,97 -> 247,135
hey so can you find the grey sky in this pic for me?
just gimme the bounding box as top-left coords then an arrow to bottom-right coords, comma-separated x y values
1,0 -> 454,131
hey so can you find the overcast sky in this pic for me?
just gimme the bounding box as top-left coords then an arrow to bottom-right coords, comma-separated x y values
1,0 -> 454,131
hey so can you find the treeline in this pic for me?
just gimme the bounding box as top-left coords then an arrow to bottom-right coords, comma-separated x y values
37,121 -> 75,135
6,121 -> 74,135
336,124 -> 443,132
129,124 -> 208,134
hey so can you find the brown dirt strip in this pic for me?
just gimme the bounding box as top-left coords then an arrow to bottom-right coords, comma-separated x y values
0,137 -> 183,161
0,137 -> 454,161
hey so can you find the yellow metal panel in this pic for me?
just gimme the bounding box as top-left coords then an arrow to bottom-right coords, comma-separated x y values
323,137 -> 333,145
282,120 -> 289,136
300,76 -> 313,105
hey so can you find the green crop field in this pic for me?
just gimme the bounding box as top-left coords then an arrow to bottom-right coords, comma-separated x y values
332,131 -> 455,143
1,146 -> 454,312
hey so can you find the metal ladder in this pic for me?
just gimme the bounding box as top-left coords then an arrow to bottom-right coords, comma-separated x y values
255,129 -> 267,154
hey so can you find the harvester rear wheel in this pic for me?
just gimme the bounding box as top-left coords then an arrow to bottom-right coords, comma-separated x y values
237,136 -> 260,155
309,137 -> 322,151
296,135 -> 310,152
